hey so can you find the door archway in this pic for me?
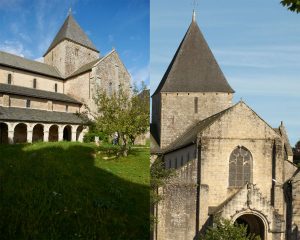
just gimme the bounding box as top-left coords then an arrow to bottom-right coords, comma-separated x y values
235,214 -> 265,240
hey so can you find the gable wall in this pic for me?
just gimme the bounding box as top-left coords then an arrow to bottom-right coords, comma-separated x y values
160,92 -> 233,149
0,66 -> 64,93
197,103 -> 285,228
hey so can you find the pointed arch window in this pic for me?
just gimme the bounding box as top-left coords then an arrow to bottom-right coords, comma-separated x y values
229,146 -> 252,187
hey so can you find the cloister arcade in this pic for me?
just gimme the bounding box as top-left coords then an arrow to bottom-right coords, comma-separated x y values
0,121 -> 86,144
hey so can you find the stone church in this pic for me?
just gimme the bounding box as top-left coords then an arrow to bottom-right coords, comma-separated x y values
0,13 -> 131,144
151,12 -> 300,240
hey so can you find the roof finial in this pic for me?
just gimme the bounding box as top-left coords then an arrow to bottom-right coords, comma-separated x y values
192,9 -> 196,22
68,7 -> 72,16
192,0 -> 198,22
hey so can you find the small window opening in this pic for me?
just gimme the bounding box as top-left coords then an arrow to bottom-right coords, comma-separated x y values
8,74 -> 12,84
66,105 -> 69,112
194,97 -> 198,113
26,99 -> 31,108
33,78 -> 37,89
54,83 -> 58,93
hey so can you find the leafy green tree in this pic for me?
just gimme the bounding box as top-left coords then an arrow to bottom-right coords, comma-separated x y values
92,84 -> 149,156
281,0 -> 300,13
201,218 -> 261,240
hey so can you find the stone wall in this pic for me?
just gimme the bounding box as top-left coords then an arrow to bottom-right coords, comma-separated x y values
0,94 -> 80,113
159,92 -> 233,149
157,102 -> 290,240
44,40 -> 99,78
158,144 -> 198,240
65,50 -> 132,115
0,66 -> 64,93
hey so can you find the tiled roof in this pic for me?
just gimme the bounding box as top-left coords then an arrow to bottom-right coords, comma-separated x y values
44,14 -> 99,56
0,83 -> 81,104
0,106 -> 84,124
153,20 -> 234,95
0,51 -> 62,78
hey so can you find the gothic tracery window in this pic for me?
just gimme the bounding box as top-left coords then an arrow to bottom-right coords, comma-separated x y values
229,146 -> 252,187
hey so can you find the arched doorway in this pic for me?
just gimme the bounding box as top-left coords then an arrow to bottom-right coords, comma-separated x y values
32,124 -> 44,142
235,214 -> 265,240
0,122 -> 8,144
14,123 -> 27,143
63,125 -> 72,141
76,126 -> 83,141
49,125 -> 58,142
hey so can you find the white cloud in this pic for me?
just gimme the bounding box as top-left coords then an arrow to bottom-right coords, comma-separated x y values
34,57 -> 44,63
0,40 -> 31,57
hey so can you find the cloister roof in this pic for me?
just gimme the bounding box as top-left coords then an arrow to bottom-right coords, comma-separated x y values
0,106 -> 84,124
0,83 -> 81,104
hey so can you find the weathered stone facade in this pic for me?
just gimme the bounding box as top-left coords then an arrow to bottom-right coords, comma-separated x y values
151,13 -> 299,240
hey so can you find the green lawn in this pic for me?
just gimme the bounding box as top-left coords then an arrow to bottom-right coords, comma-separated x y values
0,142 -> 149,240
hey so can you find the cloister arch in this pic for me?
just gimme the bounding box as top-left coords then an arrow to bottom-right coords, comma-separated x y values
32,124 -> 44,142
49,125 -> 59,142
14,123 -> 27,143
76,125 -> 83,141
0,122 -> 8,144
63,125 -> 72,141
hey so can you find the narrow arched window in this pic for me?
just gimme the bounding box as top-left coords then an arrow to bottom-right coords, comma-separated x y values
8,73 -> 12,84
33,78 -> 37,88
229,146 -> 252,187
54,83 -> 58,93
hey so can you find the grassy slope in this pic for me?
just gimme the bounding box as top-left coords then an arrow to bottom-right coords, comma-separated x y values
0,142 -> 149,240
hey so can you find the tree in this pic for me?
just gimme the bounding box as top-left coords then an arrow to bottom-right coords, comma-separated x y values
92,84 -> 149,156
200,218 -> 261,240
281,0 -> 300,13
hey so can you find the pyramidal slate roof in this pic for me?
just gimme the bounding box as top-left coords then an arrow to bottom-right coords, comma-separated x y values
153,16 -> 234,95
44,14 -> 99,56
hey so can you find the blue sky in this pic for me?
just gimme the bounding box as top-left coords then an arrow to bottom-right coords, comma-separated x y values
151,0 -> 300,146
0,0 -> 149,89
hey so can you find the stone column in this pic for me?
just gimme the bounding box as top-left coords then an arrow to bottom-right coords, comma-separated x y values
8,130 -> 14,144
43,124 -> 50,142
58,126 -> 64,141
44,131 -> 49,142
27,130 -> 33,143
71,128 -> 77,142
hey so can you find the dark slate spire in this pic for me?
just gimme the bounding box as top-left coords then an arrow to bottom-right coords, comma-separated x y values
153,13 -> 234,95
43,13 -> 99,56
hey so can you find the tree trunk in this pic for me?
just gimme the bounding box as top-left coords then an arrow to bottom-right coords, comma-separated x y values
121,134 -> 128,156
